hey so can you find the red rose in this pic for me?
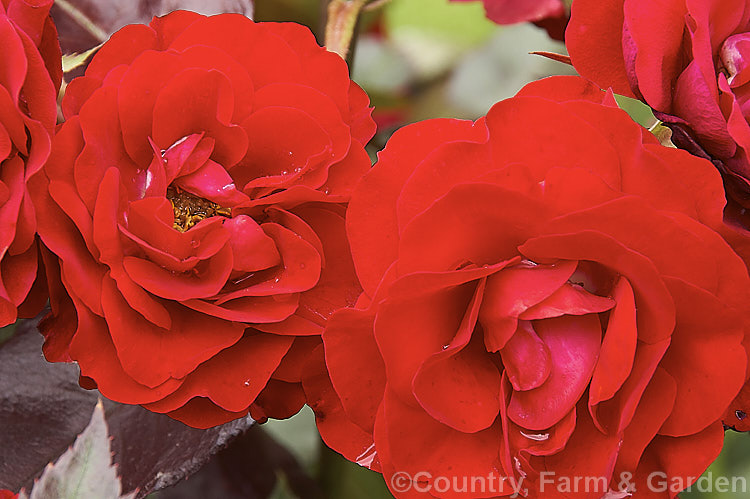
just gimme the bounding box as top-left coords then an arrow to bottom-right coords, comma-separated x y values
0,0 -> 61,326
305,76 -> 750,498
451,0 -> 568,40
566,0 -> 750,261
0,490 -> 17,499
31,11 -> 375,428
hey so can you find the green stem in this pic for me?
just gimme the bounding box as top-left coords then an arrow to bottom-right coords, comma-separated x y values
324,0 -> 367,61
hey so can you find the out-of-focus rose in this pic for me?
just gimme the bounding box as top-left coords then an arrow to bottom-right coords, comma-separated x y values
0,490 -> 17,499
0,0 -> 61,326
451,0 -> 569,40
305,76 -> 750,498
31,11 -> 375,428
566,0 -> 750,262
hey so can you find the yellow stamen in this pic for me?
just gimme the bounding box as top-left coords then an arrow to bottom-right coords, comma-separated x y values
166,186 -> 231,232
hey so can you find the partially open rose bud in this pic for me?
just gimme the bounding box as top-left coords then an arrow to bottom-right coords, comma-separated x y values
566,0 -> 750,266
451,0 -> 569,40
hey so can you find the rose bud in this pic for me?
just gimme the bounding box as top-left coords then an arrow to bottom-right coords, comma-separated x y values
566,0 -> 750,266
451,0 -> 569,40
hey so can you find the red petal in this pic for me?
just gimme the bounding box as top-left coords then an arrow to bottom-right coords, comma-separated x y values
165,397 -> 249,429
589,277 -> 638,407
69,296 -> 183,404
215,222 -> 321,300
323,306 -> 385,433
396,139 -> 492,232
508,314 -> 602,430
379,388 -> 505,493
482,0 -> 564,24
658,277 -> 747,436
566,0 -> 633,97
413,279 -> 502,433
622,0 -> 687,110
398,183 -> 548,274
102,279 -> 245,387
520,231 -> 676,344
174,158 -> 249,206
480,260 -> 577,352
182,294 -> 298,324
615,367 -> 677,473
223,215 -> 280,272
591,338 -> 670,435
123,244 -> 233,301
485,97 -> 622,186
143,333 -> 293,413
302,345 -> 377,464
237,106 -> 331,185
151,68 -> 248,168
374,283 -> 477,404
168,14 -> 303,88
501,321 -> 552,392
347,118 -> 486,295
519,282 -> 615,320
85,24 -> 158,80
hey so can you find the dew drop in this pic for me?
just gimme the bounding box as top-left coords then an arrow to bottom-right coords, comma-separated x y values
243,380 -> 251,387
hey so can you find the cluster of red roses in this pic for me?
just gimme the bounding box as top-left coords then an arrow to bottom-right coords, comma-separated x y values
4,0 -> 750,497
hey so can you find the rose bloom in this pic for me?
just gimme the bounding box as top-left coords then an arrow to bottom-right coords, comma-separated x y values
0,490 -> 16,499
451,0 -> 568,40
566,0 -> 750,261
31,11 -> 375,428
0,0 -> 61,326
303,76 -> 750,498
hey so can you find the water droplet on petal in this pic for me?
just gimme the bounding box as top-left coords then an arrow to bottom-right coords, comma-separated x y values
243,380 -> 251,387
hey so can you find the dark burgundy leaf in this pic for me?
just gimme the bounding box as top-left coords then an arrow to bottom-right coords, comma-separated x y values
157,426 -> 323,499
0,318 -> 254,498
51,0 -> 255,55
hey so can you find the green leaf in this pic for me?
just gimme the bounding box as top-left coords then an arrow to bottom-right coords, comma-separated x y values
613,94 -> 657,129
19,401 -> 135,499
61,44 -> 101,73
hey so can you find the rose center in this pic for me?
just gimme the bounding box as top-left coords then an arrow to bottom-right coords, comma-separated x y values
719,33 -> 750,87
166,187 -> 231,232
